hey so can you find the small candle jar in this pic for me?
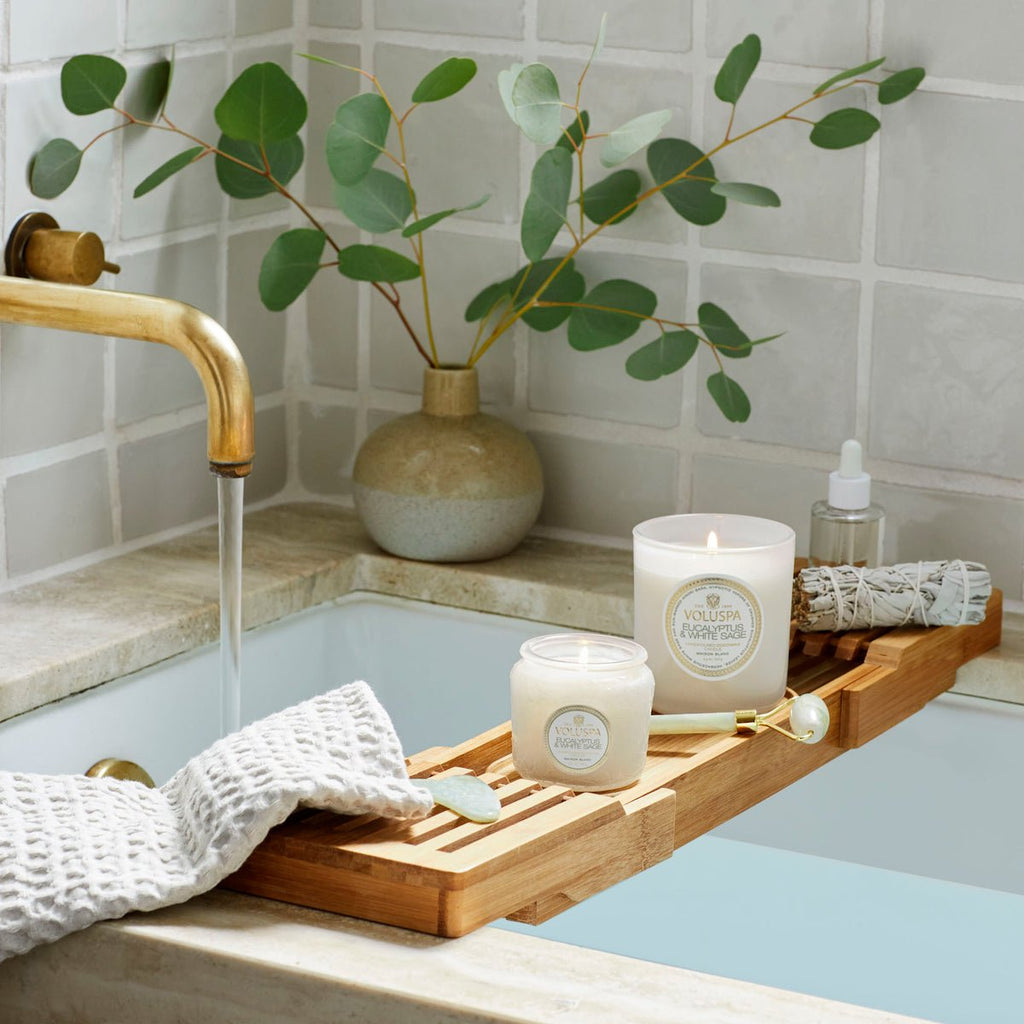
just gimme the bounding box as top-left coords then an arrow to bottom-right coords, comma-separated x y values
510,633 -> 655,792
634,514 -> 795,714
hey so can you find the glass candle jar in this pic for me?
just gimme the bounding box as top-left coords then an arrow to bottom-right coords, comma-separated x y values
633,514 -> 796,714
510,633 -> 655,792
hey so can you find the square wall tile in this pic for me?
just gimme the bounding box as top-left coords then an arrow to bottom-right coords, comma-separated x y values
126,0 -> 230,48
10,0 -> 118,63
4,74 -> 116,242
245,405 -> 288,503
702,81 -> 866,263
1,325 -> 104,456
870,283 -> 1024,479
884,0 -> 1024,87
227,228 -> 286,397
529,431 -> 678,539
528,249 -> 686,429
5,453 -> 112,577
877,92 -> 1024,283
691,454 -> 820,557
119,422 -> 218,540
377,0 -> 523,38
121,53 -> 228,239
307,222 -> 360,390
369,231 -> 518,406
305,41 -> 362,209
235,0 -> 293,36
541,56 -> 691,246
707,1 -> 869,66
115,236 -> 218,426
374,45 -> 521,227
873,482 -> 1024,599
309,0 -> 361,29
298,402 -> 357,495
538,0 -> 691,54
696,264 -> 859,450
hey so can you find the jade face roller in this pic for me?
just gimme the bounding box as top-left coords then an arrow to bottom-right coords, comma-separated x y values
649,692 -> 830,744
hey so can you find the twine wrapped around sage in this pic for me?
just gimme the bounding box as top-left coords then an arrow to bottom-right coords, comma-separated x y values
793,560 -> 991,633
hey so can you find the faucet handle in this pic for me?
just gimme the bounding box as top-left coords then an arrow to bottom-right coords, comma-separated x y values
5,211 -> 121,286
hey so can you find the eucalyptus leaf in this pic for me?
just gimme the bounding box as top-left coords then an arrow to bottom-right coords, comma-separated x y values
215,62 -> 307,145
585,13 -> 608,74
61,54 -> 127,114
709,181 -> 781,207
517,260 -> 586,331
878,67 -> 925,105
258,229 -> 326,310
127,59 -> 172,121
215,134 -> 304,198
567,279 -> 657,351
557,110 -> 590,152
497,62 -> 525,121
333,168 -> 413,233
510,63 -> 563,144
580,169 -> 641,225
706,371 -> 751,422
411,57 -> 477,103
521,148 -> 573,261
809,107 -> 880,149
600,109 -> 672,168
714,34 -> 760,104
29,138 -> 82,199
134,146 -> 205,198
336,244 -> 421,283
699,302 -> 751,358
625,330 -> 699,381
326,93 -> 391,187
814,57 -> 886,96
465,277 -> 513,322
647,138 -> 726,225
402,194 -> 490,237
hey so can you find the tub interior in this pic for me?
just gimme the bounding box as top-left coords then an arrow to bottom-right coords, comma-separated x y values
2,592 -> 1019,1022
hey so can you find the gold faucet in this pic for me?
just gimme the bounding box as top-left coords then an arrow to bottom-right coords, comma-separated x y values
1,214 -> 254,478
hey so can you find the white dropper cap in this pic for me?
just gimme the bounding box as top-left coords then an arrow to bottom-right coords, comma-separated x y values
828,439 -> 871,510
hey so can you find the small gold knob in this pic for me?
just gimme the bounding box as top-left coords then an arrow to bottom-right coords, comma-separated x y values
85,758 -> 156,788
5,211 -> 120,285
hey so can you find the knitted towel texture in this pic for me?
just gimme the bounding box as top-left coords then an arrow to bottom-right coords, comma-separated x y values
0,681 -> 433,962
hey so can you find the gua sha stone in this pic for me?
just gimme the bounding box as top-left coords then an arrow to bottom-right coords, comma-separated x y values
415,775 -> 501,823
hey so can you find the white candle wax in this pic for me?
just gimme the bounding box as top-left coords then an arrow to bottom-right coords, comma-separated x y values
633,514 -> 795,714
510,634 -> 655,792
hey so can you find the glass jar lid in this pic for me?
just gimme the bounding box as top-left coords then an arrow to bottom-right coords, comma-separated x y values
519,633 -> 649,670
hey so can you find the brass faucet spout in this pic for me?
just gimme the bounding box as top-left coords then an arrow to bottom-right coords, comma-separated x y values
0,277 -> 254,477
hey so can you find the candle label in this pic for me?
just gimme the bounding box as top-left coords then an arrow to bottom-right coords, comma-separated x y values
546,705 -> 610,771
664,575 -> 763,679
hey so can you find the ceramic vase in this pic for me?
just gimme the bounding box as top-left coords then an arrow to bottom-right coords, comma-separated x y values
353,367 -> 544,562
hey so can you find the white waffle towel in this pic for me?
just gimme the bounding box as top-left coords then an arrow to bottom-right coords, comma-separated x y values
0,681 -> 433,962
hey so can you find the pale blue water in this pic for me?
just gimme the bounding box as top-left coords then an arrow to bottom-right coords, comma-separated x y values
497,834 -> 1024,1023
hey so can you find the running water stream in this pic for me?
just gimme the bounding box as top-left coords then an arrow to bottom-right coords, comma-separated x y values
218,476 -> 244,735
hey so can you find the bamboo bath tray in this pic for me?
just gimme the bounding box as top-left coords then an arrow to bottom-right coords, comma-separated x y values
223,592 -> 1002,937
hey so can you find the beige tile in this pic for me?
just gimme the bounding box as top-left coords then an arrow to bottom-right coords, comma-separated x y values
0,325 -> 104,456
246,405 -> 288,503
377,0 -> 523,37
121,52 -> 228,239
115,237 -> 219,426
9,0 -> 118,62
877,92 -> 1024,282
119,422 -> 219,540
528,249 -> 686,429
309,0 -> 361,29
298,402 -> 358,495
126,0 -> 230,47
307,222 -> 360,390
696,264 -> 859,451
702,80 -> 866,263
529,431 -> 678,538
707,1 -> 869,65
305,42 -> 362,210
235,0 -> 293,35
870,283 -> 1024,479
227,228 -> 286,397
5,453 -> 112,577
538,0 -> 691,53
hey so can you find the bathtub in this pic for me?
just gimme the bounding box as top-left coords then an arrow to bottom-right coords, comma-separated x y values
1,591 -> 1020,1023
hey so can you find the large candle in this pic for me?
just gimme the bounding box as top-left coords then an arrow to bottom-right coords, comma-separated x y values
510,634 -> 655,792
633,514 -> 795,714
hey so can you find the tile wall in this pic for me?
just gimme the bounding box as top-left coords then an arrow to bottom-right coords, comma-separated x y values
2,1 -> 1023,602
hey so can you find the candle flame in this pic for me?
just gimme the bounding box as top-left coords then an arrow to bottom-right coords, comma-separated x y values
707,530 -> 719,553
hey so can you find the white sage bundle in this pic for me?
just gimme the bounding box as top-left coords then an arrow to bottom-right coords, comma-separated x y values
794,560 -> 991,633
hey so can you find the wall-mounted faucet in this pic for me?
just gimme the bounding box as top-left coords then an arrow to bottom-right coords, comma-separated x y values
1,213 -> 254,478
